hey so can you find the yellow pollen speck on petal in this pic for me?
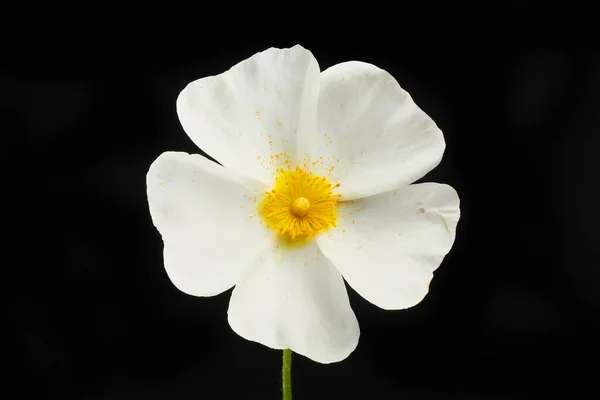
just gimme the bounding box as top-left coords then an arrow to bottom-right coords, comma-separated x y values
255,110 -> 260,116
159,181 -> 164,186
259,165 -> 341,246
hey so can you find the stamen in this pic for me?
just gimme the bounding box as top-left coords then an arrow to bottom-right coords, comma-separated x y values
258,166 -> 340,243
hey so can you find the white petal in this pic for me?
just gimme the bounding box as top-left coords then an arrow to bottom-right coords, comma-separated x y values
317,183 -> 460,310
176,45 -> 320,184
147,152 -> 270,296
301,61 -> 445,200
227,241 -> 359,364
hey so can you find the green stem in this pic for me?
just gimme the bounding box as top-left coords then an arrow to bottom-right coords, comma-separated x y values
282,349 -> 292,400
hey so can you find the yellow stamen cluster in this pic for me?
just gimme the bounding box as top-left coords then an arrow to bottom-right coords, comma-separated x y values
259,165 -> 341,243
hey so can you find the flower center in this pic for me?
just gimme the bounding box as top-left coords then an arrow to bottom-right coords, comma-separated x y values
259,166 -> 340,243
291,197 -> 310,217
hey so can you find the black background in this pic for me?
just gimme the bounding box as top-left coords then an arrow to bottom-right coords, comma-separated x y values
9,13 -> 600,399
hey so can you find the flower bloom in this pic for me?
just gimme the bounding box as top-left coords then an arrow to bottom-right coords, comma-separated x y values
147,45 -> 460,363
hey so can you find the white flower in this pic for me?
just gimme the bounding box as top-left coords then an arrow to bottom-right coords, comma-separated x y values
147,45 -> 460,364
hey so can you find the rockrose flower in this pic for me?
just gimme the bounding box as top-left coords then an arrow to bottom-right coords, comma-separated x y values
147,45 -> 460,363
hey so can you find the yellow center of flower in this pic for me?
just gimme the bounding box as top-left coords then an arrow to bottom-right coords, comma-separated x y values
259,166 -> 340,243
291,197 -> 310,217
